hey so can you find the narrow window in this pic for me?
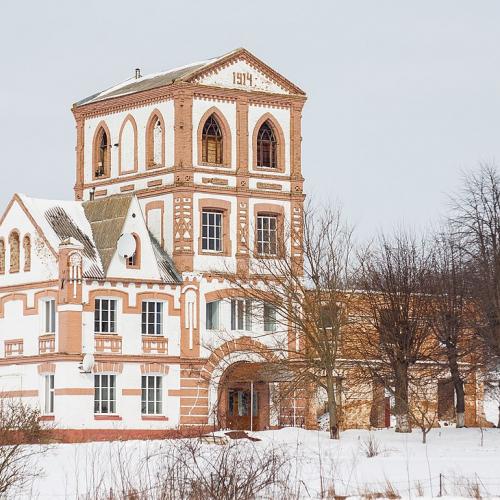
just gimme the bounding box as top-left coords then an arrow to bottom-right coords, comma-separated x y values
257,121 -> 277,168
206,301 -> 220,330
141,375 -> 162,415
153,119 -> 162,165
257,214 -> 278,255
94,299 -> 117,333
0,239 -> 5,275
95,128 -> 109,177
44,374 -> 55,414
44,299 -> 56,334
23,235 -> 31,272
9,232 -> 20,273
264,302 -> 277,332
126,234 -> 140,268
202,210 -> 222,252
202,114 -> 223,164
94,374 -> 116,414
141,301 -> 163,336
231,299 -> 252,331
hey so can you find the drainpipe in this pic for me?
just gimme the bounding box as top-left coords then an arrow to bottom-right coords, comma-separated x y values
250,381 -> 254,432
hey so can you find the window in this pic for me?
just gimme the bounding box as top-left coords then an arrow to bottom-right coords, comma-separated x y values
141,375 -> 162,415
256,120 -> 277,168
23,235 -> 31,272
95,127 -> 109,178
141,301 -> 163,336
257,215 -> 278,255
94,374 -> 116,414
206,301 -> 220,330
153,118 -> 163,166
231,299 -> 252,331
9,231 -> 19,273
43,299 -> 56,334
126,234 -> 140,268
201,114 -> 223,164
44,374 -> 54,414
94,299 -> 117,333
0,239 -> 4,275
202,210 -> 222,252
264,302 -> 277,332
228,389 -> 258,416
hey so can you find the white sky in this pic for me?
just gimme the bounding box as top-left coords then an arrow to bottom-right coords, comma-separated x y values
1,0 -> 499,238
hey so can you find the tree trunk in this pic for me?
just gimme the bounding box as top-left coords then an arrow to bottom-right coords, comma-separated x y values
447,345 -> 465,427
326,374 -> 339,439
394,363 -> 411,433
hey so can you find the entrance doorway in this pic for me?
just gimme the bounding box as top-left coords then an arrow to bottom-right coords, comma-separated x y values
217,362 -> 271,431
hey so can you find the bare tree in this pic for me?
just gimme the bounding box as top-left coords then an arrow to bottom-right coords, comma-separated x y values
221,203 -> 356,439
428,229 -> 478,427
450,164 -> 500,362
354,231 -> 435,433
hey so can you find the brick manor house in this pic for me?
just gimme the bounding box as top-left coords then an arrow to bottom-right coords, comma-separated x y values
0,49 -> 485,440
0,49 -> 314,440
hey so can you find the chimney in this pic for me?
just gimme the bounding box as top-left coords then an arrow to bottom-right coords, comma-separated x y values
135,68 -> 141,79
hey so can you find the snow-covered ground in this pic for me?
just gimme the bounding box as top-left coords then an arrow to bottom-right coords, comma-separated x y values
22,426 -> 500,499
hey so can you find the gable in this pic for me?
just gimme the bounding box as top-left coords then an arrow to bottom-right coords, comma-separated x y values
186,49 -> 305,96
193,59 -> 289,94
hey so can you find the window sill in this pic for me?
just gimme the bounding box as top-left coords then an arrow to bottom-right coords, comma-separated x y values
39,415 -> 55,421
94,415 -> 122,421
141,415 -> 168,421
199,162 -> 230,168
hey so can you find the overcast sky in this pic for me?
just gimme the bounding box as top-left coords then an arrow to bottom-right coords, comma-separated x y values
1,0 -> 499,238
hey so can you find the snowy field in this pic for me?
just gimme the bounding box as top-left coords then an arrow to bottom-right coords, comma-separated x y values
20,426 -> 500,499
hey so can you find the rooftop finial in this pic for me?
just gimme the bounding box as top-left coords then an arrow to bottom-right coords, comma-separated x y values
135,68 -> 141,79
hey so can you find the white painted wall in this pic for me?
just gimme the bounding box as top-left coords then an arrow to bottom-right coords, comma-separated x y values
83,100 -> 175,184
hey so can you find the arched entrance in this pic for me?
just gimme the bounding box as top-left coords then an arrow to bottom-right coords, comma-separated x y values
217,362 -> 272,431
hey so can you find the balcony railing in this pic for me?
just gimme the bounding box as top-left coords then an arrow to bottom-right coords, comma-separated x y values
39,334 -> 55,354
142,336 -> 167,355
95,335 -> 122,354
5,339 -> 23,357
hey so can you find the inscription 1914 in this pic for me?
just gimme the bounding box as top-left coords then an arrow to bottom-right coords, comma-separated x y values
232,72 -> 254,86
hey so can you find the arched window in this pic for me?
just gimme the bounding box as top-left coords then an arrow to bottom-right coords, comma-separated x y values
202,114 -> 223,165
126,233 -> 141,269
23,235 -> 31,272
94,126 -> 110,178
0,239 -> 5,275
256,120 -> 277,168
9,231 -> 19,273
146,113 -> 164,168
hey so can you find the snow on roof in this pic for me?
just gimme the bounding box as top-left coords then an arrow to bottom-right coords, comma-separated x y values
75,50 -> 236,106
19,194 -> 104,278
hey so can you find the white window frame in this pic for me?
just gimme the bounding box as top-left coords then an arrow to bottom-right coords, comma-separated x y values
141,375 -> 163,415
263,302 -> 277,332
206,300 -> 220,330
94,373 -> 116,414
257,214 -> 278,255
141,301 -> 164,336
42,299 -> 56,334
202,210 -> 223,252
43,374 -> 54,414
231,299 -> 252,331
94,298 -> 117,334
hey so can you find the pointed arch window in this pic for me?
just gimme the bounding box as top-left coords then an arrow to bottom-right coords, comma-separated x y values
256,121 -> 277,168
146,113 -> 164,168
9,231 -> 19,273
94,126 -> 110,178
202,114 -> 223,165
23,235 -> 31,272
0,239 -> 5,275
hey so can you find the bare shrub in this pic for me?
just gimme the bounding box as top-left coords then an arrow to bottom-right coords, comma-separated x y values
361,433 -> 381,458
0,398 -> 50,496
414,480 -> 424,496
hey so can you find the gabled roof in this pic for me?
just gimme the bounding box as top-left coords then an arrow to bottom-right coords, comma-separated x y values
75,48 -> 305,107
82,195 -> 132,276
1,194 -> 181,284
